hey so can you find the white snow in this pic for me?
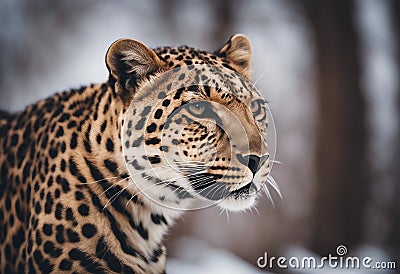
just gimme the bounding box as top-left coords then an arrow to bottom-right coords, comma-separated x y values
168,237 -> 273,274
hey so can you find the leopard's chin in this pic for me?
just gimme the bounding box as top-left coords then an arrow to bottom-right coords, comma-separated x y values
218,182 -> 259,211
218,195 -> 257,212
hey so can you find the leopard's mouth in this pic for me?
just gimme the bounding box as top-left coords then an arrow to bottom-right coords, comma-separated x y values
186,173 -> 258,201
228,181 -> 257,199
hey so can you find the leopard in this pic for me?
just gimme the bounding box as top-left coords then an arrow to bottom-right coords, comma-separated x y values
0,34 -> 274,273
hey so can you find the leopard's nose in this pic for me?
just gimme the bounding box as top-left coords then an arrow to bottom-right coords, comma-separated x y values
236,154 -> 262,176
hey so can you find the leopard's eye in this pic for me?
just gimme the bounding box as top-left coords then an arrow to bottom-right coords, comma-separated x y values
250,100 -> 261,115
250,99 -> 268,125
187,101 -> 209,117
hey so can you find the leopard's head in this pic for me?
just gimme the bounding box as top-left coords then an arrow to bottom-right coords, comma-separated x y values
106,34 -> 275,212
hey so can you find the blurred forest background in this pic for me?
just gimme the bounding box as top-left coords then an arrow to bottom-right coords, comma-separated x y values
0,0 -> 399,273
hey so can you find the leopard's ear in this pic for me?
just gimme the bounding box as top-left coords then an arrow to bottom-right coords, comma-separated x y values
106,39 -> 165,88
216,34 -> 252,80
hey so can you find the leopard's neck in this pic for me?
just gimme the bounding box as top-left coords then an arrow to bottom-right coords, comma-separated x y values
73,82 -> 182,272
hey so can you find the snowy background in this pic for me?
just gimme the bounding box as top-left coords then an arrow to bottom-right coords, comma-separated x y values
0,0 -> 399,273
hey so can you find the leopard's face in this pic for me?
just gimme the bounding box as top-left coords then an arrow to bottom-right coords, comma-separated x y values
107,35 -> 272,211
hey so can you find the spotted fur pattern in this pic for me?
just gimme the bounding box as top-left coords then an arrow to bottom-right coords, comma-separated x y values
0,34 -> 270,273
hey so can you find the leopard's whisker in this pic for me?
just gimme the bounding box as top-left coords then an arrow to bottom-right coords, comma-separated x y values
195,178 -> 222,197
127,171 -> 210,204
162,175 -> 213,201
251,70 -> 266,89
163,183 -> 192,201
125,180 -> 170,209
80,176 -> 122,185
86,164 -> 176,186
104,173 -> 177,210
218,207 -> 231,223
123,162 -> 175,171
205,183 -> 227,200
123,159 -> 207,177
252,205 -> 261,216
160,177 -> 202,199
103,182 -> 132,210
262,183 -> 275,208
153,169 -> 211,187
270,159 -> 283,165
225,208 -> 230,224
126,172 -> 209,207
266,175 -> 282,199
94,164 -> 177,197
118,164 -> 181,181
174,161 -> 205,167
99,176 -> 131,197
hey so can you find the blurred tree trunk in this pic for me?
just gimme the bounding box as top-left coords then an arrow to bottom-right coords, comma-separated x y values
387,0 -> 400,256
159,0 -> 177,38
300,0 -> 369,255
210,0 -> 234,46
